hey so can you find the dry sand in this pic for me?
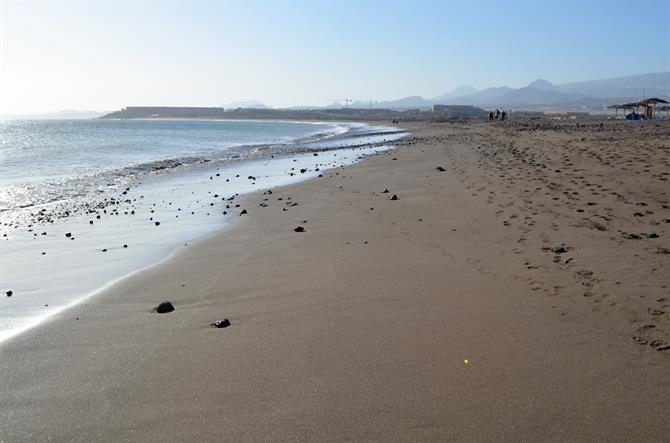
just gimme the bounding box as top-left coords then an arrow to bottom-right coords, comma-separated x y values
1,119 -> 669,441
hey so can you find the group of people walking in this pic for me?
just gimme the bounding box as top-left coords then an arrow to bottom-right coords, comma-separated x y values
489,108 -> 509,121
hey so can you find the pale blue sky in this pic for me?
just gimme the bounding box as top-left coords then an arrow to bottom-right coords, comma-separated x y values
1,0 -> 668,113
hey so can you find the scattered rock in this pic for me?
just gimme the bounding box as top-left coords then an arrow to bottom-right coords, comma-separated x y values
210,319 -> 231,328
65,232 -> 72,238
390,194 -> 398,201
153,301 -> 175,314
154,221 -> 160,226
294,226 -> 305,232
240,209 -> 247,215
382,189 -> 389,193
648,308 -> 665,316
6,290 -> 12,297
436,166 -> 446,172
549,244 -> 569,254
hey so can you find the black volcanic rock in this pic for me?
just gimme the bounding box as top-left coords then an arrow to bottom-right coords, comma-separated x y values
153,301 -> 175,314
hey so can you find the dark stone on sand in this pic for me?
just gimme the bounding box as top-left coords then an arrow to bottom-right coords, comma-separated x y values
240,209 -> 247,215
300,168 -> 307,173
211,319 -> 231,328
390,194 -> 398,200
101,248 -> 107,252
550,244 -> 569,254
294,226 -> 305,232
6,290 -> 12,297
153,301 -> 175,314
648,308 -> 665,316
155,221 -> 160,226
647,233 -> 659,239
436,166 -> 446,171
123,244 -> 128,248
65,232 -> 72,237
382,189 -> 389,193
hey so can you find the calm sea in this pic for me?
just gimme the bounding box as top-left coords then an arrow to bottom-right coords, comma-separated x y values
0,119 -> 347,212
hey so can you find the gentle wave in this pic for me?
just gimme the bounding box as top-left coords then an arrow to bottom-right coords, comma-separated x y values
0,119 -> 373,212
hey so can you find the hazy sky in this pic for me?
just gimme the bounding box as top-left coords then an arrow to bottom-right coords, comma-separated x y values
1,0 -> 668,114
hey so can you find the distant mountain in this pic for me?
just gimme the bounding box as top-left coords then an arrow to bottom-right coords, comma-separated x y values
220,73 -> 669,112
224,100 -> 269,109
496,87 -> 586,105
445,86 -> 514,105
527,79 -> 560,91
373,96 -> 431,109
557,72 -> 670,98
432,85 -> 478,103
1,109 -> 106,119
437,73 -> 670,108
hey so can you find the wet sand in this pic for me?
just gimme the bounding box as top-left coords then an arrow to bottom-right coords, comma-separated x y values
1,119 -> 669,441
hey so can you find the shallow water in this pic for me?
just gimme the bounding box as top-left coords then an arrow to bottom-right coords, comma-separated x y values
0,119 -> 350,211
0,119 -> 405,343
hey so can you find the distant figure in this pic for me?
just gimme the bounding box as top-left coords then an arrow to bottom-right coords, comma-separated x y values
501,110 -> 507,121
489,110 -> 494,121
494,108 -> 500,120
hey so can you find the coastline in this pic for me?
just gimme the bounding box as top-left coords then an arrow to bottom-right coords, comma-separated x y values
0,120 -> 402,343
1,120 -> 668,440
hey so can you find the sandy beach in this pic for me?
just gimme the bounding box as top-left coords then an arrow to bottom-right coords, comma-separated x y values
1,119 -> 669,441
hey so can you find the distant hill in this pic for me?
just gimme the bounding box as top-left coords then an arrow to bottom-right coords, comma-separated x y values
557,72 -> 670,98
440,73 -> 669,108
97,73 -> 669,116
224,100 -> 269,109
527,79 -> 560,91
496,87 -> 586,106
431,85 -> 478,103
102,107 -> 226,119
373,96 -> 431,109
446,86 -> 514,105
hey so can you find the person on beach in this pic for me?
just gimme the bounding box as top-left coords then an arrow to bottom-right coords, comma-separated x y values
489,110 -> 494,121
494,108 -> 500,120
501,110 -> 506,121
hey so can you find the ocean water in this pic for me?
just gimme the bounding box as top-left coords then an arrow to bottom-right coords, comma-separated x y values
0,118 -> 405,343
0,119 -> 351,211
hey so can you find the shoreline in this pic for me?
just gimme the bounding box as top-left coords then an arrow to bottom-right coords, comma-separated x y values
0,121 -> 404,344
1,119 -> 668,440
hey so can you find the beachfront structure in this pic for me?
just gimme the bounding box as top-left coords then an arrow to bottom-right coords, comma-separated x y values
608,98 -> 669,119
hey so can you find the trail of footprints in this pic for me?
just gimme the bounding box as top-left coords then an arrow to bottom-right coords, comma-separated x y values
446,120 -> 670,353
